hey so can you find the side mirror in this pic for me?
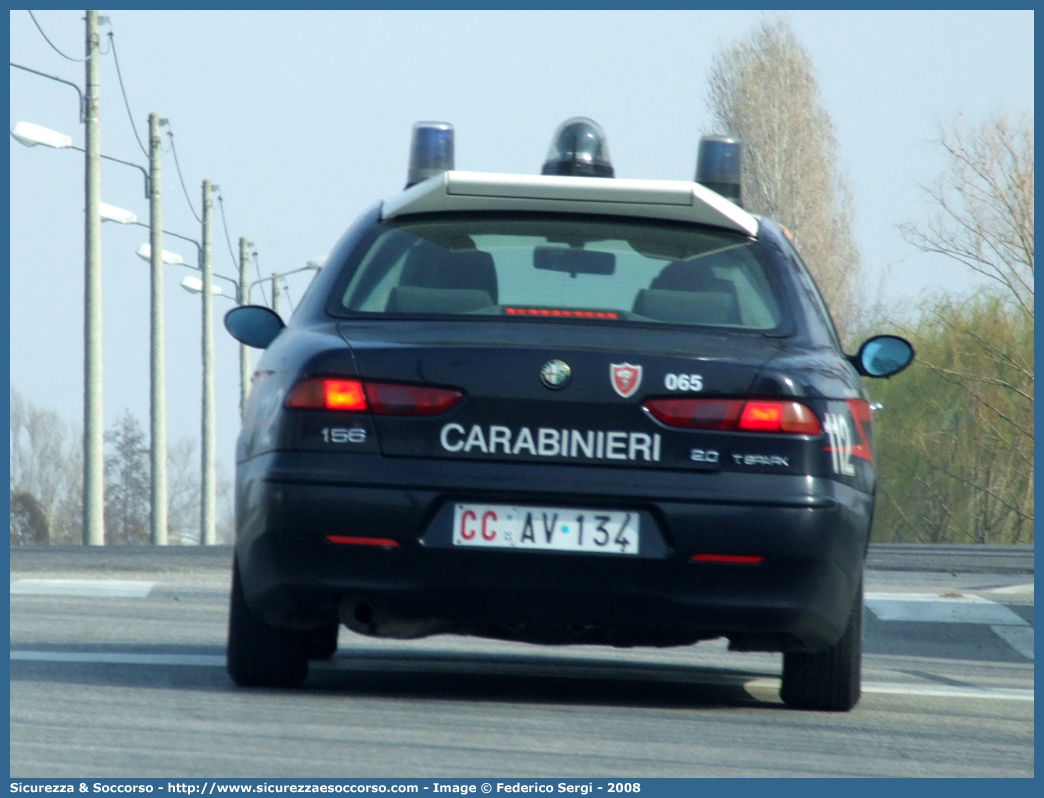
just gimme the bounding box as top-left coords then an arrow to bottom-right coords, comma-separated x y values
851,335 -> 915,378
224,305 -> 285,349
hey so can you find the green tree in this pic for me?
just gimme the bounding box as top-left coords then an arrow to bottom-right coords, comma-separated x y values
871,295 -> 1033,543
873,113 -> 1033,544
10,490 -> 49,545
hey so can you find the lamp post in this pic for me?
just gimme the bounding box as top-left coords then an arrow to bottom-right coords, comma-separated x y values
200,180 -> 216,546
83,11 -> 104,546
136,212 -> 240,548
238,238 -> 252,417
11,24 -> 106,544
11,114 -> 167,546
146,112 -> 169,545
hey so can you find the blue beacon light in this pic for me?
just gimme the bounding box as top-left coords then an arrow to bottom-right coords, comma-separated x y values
541,117 -> 614,178
406,121 -> 455,189
696,135 -> 743,207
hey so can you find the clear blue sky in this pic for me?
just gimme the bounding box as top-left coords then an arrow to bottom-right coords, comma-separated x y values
8,10 -> 1035,483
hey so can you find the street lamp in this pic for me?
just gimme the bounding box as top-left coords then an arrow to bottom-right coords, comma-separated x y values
100,203 -> 137,225
136,243 -> 185,266
10,15 -> 105,545
12,120 -> 150,198
180,275 -> 224,296
11,121 -> 72,149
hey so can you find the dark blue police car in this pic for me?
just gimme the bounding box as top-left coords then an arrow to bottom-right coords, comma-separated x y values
223,118 -> 913,711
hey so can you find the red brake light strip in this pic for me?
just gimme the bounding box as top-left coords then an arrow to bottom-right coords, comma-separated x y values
690,554 -> 765,564
504,307 -> 619,319
326,535 -> 400,548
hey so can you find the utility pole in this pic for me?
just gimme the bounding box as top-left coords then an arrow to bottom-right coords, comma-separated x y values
83,10 -> 104,545
200,180 -> 216,545
238,236 -> 251,417
271,272 -> 282,319
148,112 -> 168,546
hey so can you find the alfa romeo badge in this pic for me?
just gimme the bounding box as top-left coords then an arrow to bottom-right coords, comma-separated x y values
540,359 -> 572,389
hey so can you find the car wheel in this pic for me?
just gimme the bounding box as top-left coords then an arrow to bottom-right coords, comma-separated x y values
780,577 -> 863,711
226,558 -> 310,688
306,623 -> 339,660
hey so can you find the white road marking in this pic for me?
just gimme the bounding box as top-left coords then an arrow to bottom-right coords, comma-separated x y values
10,650 -> 1034,702
10,650 -> 222,666
742,677 -> 1033,702
860,682 -> 1034,702
990,626 -> 1035,660
984,582 -> 1034,597
10,579 -> 156,598
865,592 -> 1028,626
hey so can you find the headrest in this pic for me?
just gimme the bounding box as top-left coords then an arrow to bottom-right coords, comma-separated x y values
400,244 -> 498,303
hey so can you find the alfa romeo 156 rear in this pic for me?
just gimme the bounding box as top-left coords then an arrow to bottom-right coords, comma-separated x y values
223,119 -> 913,711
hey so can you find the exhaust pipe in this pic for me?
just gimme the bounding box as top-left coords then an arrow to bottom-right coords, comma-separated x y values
338,596 -> 444,639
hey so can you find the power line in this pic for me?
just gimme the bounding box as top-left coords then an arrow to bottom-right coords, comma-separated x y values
252,250 -> 268,306
107,31 -> 147,157
216,194 -> 240,272
166,129 -> 202,223
27,10 -> 86,62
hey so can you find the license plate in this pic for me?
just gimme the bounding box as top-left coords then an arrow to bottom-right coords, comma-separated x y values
452,503 -> 639,555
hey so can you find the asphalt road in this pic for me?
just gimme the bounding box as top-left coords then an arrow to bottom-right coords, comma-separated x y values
9,545 -> 1034,778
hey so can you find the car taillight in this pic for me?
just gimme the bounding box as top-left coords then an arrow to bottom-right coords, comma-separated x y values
643,398 -> 744,430
326,380 -> 368,410
644,398 -> 821,435
286,378 -> 367,411
285,378 -> 463,416
363,382 -> 464,415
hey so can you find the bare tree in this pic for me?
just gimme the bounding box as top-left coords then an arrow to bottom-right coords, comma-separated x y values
891,114 -> 1034,542
902,114 -> 1034,320
9,389 -> 83,544
705,14 -> 862,338
216,462 -> 236,544
167,440 -> 239,545
168,437 -> 202,544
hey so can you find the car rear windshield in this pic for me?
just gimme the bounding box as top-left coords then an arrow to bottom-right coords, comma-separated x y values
336,214 -> 784,331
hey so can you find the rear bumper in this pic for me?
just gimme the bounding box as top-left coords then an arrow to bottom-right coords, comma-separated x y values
235,451 -> 872,652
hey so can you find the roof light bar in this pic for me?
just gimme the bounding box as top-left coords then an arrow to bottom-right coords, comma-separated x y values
406,121 -> 455,189
541,117 -> 614,178
696,135 -> 743,207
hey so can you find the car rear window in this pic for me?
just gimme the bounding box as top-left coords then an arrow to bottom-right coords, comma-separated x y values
336,214 -> 784,331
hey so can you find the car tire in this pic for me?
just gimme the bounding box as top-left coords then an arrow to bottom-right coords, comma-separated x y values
306,623 -> 340,661
226,558 -> 310,688
780,577 -> 863,711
